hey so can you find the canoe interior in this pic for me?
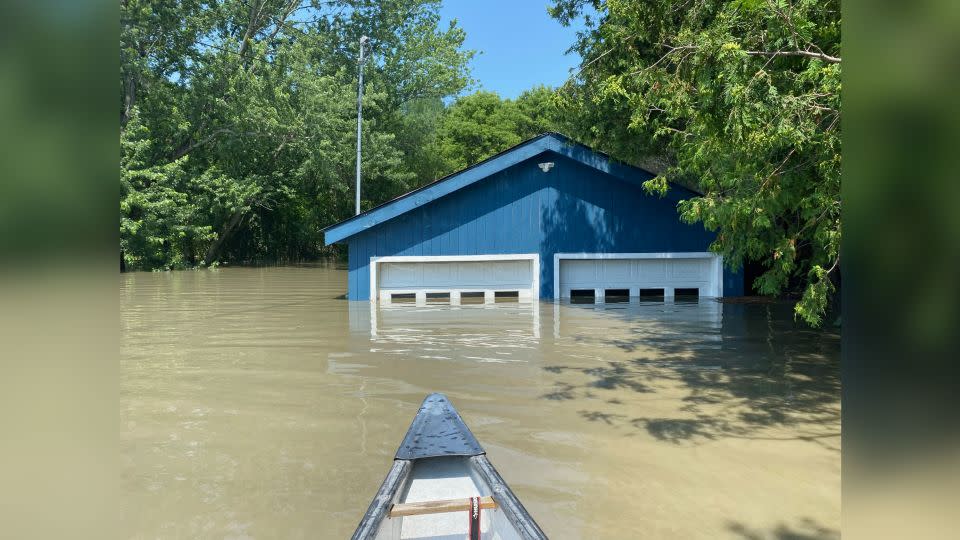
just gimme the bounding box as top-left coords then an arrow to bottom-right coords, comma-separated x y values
353,394 -> 546,540
373,456 -> 523,540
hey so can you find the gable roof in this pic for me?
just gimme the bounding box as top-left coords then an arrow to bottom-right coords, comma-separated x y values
323,132 -> 690,245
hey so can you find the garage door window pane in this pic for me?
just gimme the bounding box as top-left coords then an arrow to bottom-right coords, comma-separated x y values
461,291 -> 485,304
570,289 -> 595,304
494,290 -> 519,303
604,289 -> 629,303
674,288 -> 699,302
639,288 -> 665,301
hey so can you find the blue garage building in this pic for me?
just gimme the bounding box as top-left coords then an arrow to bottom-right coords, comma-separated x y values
323,133 -> 742,303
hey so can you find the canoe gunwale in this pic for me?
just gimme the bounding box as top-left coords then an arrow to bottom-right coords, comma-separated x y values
351,459 -> 412,540
471,455 -> 549,540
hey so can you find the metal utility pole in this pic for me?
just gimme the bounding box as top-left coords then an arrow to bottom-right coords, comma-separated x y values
355,35 -> 369,216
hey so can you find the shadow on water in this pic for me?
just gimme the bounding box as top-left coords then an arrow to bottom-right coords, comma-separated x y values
727,518 -> 840,540
541,300 -> 840,449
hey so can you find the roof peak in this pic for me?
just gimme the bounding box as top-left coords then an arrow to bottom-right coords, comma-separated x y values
323,133 -> 664,244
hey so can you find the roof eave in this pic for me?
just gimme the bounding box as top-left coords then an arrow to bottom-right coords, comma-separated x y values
323,132 -> 660,245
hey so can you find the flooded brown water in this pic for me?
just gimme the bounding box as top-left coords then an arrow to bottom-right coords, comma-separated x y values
121,265 -> 840,539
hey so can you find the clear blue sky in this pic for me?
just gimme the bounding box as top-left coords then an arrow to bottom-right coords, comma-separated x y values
438,0 -> 586,99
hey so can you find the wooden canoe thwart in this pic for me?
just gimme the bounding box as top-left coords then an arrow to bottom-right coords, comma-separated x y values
352,393 -> 549,540
389,496 -> 497,518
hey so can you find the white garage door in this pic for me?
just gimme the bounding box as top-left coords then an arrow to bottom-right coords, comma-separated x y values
372,254 -> 539,304
556,253 -> 722,301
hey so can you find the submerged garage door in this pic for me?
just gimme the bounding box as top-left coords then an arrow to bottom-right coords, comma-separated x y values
372,255 -> 539,303
556,253 -> 722,301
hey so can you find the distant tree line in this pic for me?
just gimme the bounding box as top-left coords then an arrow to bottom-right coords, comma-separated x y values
121,0 -> 839,325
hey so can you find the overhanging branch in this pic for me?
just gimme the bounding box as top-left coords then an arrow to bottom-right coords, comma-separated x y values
745,49 -> 841,64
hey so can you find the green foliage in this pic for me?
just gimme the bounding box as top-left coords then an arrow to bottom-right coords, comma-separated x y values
550,0 -> 841,326
434,87 -> 565,171
121,110 -> 215,269
120,0 -> 473,270
392,97 -> 450,185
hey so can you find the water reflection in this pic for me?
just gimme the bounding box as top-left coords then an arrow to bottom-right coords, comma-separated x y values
353,299 -> 541,340
552,298 -> 722,344
122,266 -> 840,539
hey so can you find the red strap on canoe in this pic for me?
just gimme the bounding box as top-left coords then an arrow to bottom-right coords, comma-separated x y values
468,496 -> 481,540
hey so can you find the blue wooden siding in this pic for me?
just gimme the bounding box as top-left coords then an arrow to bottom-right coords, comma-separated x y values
345,151 -> 743,300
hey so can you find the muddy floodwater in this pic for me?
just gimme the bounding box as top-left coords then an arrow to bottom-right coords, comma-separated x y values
121,265 -> 840,539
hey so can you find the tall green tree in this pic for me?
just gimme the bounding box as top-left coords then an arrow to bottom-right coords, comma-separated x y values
121,0 -> 473,270
551,0 -> 841,325
515,85 -> 567,137
434,91 -> 529,170
391,97 -> 451,185
434,88 -> 565,172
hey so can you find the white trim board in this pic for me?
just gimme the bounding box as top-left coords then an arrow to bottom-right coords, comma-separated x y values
553,252 -> 723,301
370,254 -> 540,303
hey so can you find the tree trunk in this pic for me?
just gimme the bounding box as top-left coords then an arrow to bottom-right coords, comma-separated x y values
121,74 -> 137,127
203,207 -> 247,266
